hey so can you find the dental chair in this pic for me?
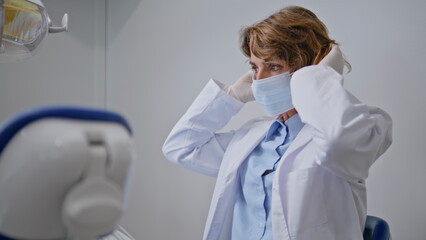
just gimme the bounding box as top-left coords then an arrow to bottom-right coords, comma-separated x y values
363,215 -> 391,240
0,106 -> 135,240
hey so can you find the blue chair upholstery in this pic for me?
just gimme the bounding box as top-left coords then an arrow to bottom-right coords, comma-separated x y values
363,215 -> 391,240
0,105 -> 132,156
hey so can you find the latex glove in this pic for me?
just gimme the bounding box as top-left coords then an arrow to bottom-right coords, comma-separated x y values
318,45 -> 344,75
226,70 -> 255,103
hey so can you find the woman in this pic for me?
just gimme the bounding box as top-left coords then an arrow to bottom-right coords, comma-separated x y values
163,6 -> 392,240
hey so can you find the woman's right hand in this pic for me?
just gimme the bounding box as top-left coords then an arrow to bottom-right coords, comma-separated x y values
226,70 -> 255,103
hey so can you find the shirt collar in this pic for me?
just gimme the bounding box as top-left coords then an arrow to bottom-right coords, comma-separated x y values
265,120 -> 284,141
285,113 -> 304,139
265,113 -> 304,141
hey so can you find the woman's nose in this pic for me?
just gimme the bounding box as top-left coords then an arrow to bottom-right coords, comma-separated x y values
256,69 -> 270,80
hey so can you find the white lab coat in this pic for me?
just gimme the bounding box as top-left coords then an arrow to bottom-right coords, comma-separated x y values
163,64 -> 392,240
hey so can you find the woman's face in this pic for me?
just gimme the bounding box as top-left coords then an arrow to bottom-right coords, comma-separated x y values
250,53 -> 290,80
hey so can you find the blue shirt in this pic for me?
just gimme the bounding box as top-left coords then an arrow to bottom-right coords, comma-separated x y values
232,114 -> 304,240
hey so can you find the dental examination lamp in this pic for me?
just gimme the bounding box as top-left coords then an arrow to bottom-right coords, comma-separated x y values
0,106 -> 135,240
0,0 -> 68,62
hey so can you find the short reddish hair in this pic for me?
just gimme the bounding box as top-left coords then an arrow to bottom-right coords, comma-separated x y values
241,6 -> 336,72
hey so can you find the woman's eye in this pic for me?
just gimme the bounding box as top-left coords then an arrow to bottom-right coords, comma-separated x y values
251,66 -> 259,73
270,65 -> 282,71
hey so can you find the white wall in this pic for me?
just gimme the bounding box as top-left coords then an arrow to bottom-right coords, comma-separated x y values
107,0 -> 426,240
1,0 -> 425,240
0,0 -> 106,122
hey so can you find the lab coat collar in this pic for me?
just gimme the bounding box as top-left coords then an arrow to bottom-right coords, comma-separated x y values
319,44 -> 345,75
226,118 -> 275,175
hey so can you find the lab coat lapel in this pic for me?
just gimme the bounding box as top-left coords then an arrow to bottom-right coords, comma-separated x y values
226,119 -> 275,174
280,124 -> 313,164
204,119 -> 274,240
271,125 -> 313,240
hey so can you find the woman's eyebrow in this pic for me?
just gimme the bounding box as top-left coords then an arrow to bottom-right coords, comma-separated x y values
250,60 -> 281,66
264,61 -> 281,65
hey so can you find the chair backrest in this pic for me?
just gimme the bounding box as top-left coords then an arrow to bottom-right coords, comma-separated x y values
0,106 -> 134,240
363,215 -> 391,240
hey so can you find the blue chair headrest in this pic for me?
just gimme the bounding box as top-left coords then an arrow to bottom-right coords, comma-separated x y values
363,215 -> 390,240
0,106 -> 132,157
0,232 -> 14,240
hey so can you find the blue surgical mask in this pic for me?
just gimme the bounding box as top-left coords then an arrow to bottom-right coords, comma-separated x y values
251,72 -> 294,116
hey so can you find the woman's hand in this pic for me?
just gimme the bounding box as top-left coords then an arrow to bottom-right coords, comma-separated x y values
226,71 -> 255,103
